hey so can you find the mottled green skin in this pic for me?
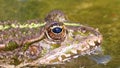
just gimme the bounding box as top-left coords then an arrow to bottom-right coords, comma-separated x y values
0,20 -> 45,65
0,20 -> 44,50
0,10 -> 102,68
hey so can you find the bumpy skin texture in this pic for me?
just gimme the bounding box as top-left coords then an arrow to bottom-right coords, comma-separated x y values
0,10 -> 102,67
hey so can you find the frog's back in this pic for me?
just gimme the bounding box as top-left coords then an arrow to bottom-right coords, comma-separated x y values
0,20 -> 44,48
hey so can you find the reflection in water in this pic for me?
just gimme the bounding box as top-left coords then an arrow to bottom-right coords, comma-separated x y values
90,55 -> 111,65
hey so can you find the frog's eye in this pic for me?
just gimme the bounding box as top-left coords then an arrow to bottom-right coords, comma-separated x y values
45,22 -> 66,42
52,27 -> 62,33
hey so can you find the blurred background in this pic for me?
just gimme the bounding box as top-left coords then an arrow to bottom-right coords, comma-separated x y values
0,0 -> 119,68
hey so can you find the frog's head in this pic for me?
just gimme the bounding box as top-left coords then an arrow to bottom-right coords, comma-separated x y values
45,10 -> 68,23
45,21 -> 67,43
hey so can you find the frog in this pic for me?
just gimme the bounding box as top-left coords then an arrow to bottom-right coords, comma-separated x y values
0,10 -> 103,68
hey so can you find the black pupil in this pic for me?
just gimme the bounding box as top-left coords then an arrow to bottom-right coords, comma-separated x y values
52,27 -> 62,33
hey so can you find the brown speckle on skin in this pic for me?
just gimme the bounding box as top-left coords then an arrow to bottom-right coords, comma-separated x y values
24,45 -> 43,59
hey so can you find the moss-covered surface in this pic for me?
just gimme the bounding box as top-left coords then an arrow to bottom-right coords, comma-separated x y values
0,0 -> 119,68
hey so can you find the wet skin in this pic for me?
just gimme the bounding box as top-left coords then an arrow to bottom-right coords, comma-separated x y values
0,10 -> 102,67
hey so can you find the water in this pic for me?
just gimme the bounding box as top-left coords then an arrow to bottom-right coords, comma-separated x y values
0,0 -> 120,68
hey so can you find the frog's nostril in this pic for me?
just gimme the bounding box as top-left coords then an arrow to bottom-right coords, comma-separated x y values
52,27 -> 62,33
